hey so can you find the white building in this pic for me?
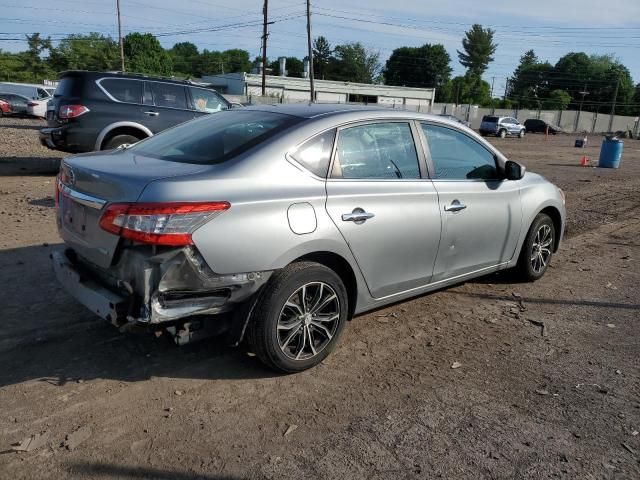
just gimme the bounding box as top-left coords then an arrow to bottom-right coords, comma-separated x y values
203,72 -> 435,110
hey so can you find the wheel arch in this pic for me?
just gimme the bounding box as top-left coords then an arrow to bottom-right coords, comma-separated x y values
95,122 -> 153,150
539,206 -> 563,252
293,251 -> 358,320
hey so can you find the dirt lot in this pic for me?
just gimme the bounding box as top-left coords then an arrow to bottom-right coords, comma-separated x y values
0,117 -> 638,479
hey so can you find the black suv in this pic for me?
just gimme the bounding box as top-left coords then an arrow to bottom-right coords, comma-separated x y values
523,119 -> 560,135
40,71 -> 231,152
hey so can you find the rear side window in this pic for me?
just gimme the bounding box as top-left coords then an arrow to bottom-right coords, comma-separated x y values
333,122 -> 420,179
290,129 -> 336,177
482,116 -> 498,122
421,123 -> 498,181
129,110 -> 300,164
150,82 -> 187,109
100,79 -> 143,104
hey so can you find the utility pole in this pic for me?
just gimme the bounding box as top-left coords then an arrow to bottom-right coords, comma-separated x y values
306,0 -> 315,102
503,77 -> 509,101
608,78 -> 619,132
490,76 -> 495,99
261,0 -> 268,97
575,83 -> 589,132
117,0 -> 125,72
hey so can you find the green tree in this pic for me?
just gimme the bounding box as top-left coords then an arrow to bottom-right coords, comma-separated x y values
169,42 -> 199,76
543,89 -> 572,109
48,33 -> 119,72
22,33 -> 54,81
442,73 -> 491,105
384,44 -> 451,90
123,33 -> 172,76
221,49 -> 251,74
0,49 -> 30,82
313,36 -> 332,80
457,24 -> 497,76
330,42 -> 380,83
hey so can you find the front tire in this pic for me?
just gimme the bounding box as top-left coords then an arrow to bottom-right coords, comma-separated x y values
247,262 -> 349,372
518,129 -> 526,138
515,213 -> 555,281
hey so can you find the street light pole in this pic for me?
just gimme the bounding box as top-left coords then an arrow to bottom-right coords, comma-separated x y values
261,0 -> 268,97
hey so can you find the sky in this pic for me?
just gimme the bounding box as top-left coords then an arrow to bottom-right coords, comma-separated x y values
2,0 -> 640,94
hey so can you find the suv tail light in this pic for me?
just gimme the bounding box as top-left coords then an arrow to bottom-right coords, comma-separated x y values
99,202 -> 230,246
59,104 -> 89,119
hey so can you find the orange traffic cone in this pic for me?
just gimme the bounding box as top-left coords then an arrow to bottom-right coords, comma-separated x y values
580,155 -> 589,166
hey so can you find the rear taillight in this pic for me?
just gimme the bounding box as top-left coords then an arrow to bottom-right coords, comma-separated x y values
58,104 -> 89,119
54,176 -> 60,208
99,202 -> 230,246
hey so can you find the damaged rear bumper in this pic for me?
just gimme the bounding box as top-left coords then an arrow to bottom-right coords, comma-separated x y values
51,246 -> 271,338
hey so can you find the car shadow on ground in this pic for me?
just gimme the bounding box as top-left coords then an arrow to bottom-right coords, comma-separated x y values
0,122 -> 44,130
0,244 -> 279,389
68,462 -> 244,480
0,156 -> 61,176
28,196 -> 55,207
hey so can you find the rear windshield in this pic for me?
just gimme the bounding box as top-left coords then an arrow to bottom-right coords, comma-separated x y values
54,76 -> 82,97
482,116 -> 499,122
129,110 -> 300,164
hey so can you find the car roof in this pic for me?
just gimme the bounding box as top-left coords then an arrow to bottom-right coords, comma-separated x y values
59,70 -> 196,86
239,102 -> 453,121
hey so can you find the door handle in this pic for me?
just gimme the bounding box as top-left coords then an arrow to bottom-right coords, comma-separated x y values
143,111 -> 159,116
342,211 -> 375,222
444,201 -> 467,212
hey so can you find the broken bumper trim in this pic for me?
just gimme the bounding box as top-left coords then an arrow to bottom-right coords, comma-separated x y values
52,250 -> 127,324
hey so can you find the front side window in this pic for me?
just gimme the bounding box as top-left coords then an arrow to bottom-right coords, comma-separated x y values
421,124 -> 498,181
189,87 -> 227,113
332,122 -> 420,180
150,82 -> 187,109
100,79 -> 143,104
290,129 -> 336,177
129,110 -> 300,165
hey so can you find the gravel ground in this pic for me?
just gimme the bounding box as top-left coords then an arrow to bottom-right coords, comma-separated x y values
0,117 -> 638,479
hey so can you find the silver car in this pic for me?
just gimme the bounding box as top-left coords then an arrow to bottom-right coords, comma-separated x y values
52,104 -> 566,372
479,115 -> 526,138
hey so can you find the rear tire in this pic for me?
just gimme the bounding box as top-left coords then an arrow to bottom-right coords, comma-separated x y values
514,213 -> 555,281
518,129 -> 525,138
247,262 -> 349,373
103,134 -> 141,150
499,129 -> 507,138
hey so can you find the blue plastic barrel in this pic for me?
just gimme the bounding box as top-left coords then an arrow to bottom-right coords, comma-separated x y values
598,138 -> 623,169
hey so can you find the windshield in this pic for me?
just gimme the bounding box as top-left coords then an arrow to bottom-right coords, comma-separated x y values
129,110 -> 300,164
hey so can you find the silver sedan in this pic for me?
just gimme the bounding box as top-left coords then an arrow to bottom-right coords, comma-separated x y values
52,104 -> 566,372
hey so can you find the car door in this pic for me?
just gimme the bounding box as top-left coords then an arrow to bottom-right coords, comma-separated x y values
509,118 -> 522,134
325,121 -> 442,299
143,81 -> 192,133
419,123 -> 522,281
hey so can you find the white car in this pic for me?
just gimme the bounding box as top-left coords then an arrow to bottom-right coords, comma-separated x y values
27,98 -> 50,118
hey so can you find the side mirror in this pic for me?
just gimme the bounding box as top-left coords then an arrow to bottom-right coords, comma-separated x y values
505,160 -> 525,180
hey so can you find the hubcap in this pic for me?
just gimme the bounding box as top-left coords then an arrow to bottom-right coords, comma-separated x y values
277,282 -> 340,361
531,224 -> 553,273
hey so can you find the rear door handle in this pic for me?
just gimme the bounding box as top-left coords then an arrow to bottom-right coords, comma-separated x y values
444,201 -> 467,212
342,211 -> 375,222
143,111 -> 159,116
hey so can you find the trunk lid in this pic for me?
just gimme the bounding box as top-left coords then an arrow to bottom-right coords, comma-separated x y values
58,150 -> 208,268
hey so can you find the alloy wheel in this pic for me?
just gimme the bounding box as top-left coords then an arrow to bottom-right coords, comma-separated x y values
277,282 -> 340,360
531,224 -> 553,273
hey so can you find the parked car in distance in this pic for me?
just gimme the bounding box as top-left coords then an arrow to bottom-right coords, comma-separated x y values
52,104 -> 566,372
0,93 -> 30,115
0,98 -> 12,116
27,98 -> 50,118
40,71 -> 232,153
0,82 -> 53,101
524,118 -> 561,134
479,115 -> 526,138
438,114 -> 470,128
